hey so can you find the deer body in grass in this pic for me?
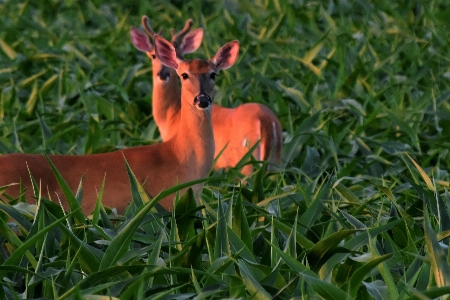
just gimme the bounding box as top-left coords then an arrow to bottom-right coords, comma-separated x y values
0,36 -> 239,214
131,16 -> 282,175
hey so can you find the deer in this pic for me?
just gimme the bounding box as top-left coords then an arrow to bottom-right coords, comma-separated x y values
131,17 -> 203,141
130,16 -> 283,176
0,35 -> 240,214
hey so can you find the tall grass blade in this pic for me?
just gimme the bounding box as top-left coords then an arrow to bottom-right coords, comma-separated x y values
0,38 -> 17,60
124,157 -> 148,208
45,155 -> 85,224
406,153 -> 435,191
174,187 -> 197,242
232,192 -> 252,251
214,197 -> 230,260
424,207 -> 450,287
236,260 -> 272,300
369,237 -> 399,299
26,81 -> 38,116
92,175 -> 106,226
308,229 -> 356,272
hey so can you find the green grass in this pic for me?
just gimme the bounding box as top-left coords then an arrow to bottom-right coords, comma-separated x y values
1,0 -> 450,298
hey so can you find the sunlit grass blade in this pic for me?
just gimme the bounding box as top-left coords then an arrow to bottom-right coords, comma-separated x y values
26,81 -> 38,116
92,175 -> 106,226
191,266 -> 202,294
124,160 -> 145,209
236,259 -> 272,300
424,207 -> 450,287
39,73 -> 58,96
45,155 -> 85,224
405,153 -> 435,191
0,38 -> 18,60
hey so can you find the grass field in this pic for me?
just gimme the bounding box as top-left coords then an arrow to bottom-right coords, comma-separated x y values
1,0 -> 450,299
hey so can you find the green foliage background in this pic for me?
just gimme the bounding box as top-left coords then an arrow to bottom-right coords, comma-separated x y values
1,0 -> 450,299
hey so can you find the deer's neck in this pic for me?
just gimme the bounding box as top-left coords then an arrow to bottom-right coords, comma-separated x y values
173,99 -> 215,177
152,66 -> 181,140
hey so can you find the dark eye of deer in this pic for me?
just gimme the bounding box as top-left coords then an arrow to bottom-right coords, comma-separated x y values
181,73 -> 189,80
151,54 -> 156,59
210,73 -> 217,80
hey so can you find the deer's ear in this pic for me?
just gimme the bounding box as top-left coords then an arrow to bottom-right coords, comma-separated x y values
154,35 -> 179,69
212,40 -> 239,71
130,27 -> 153,53
179,28 -> 203,55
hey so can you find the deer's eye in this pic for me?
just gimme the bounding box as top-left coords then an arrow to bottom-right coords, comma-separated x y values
181,73 -> 189,80
151,54 -> 156,59
210,73 -> 217,80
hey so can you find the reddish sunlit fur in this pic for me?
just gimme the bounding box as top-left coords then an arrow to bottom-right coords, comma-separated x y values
0,36 -> 239,214
131,16 -> 282,176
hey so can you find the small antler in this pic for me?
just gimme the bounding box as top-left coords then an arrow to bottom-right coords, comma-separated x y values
142,15 -> 156,38
170,19 -> 193,47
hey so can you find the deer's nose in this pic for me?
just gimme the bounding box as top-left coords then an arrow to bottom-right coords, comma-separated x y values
194,94 -> 212,109
157,69 -> 170,81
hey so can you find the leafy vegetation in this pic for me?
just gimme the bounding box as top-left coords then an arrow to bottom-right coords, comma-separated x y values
1,0 -> 450,298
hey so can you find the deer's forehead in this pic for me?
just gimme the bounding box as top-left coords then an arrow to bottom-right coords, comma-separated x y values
178,59 -> 214,74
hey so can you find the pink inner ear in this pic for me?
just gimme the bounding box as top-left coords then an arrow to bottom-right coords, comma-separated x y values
154,36 -> 179,69
214,41 -> 239,70
180,28 -> 203,55
130,27 -> 153,52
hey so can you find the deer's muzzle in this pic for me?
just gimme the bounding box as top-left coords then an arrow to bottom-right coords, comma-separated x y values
194,94 -> 212,109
